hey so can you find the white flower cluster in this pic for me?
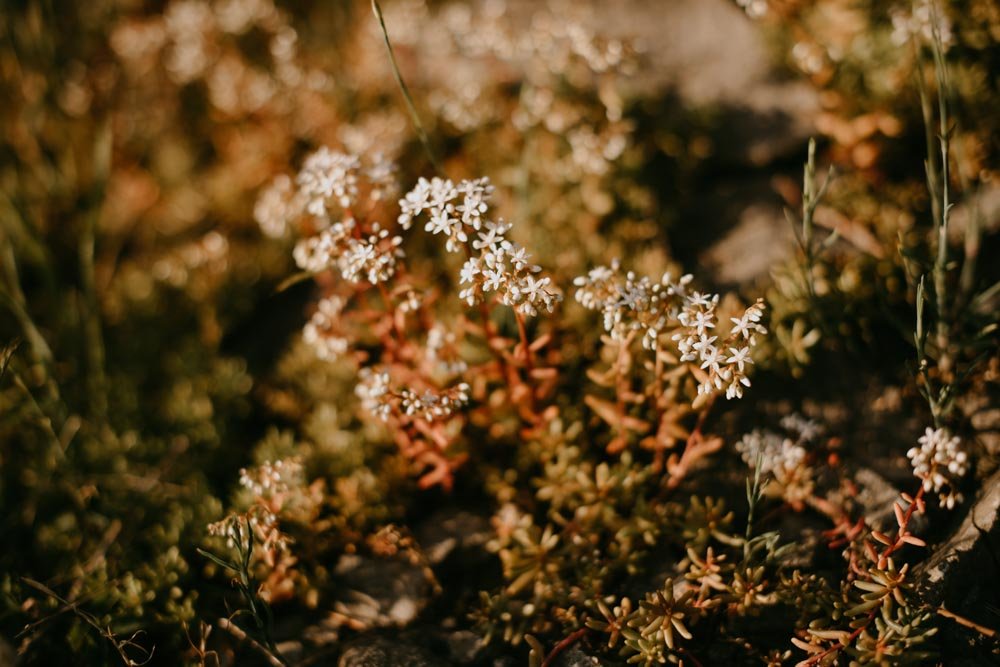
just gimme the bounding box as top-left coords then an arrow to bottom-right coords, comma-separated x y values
736,430 -> 807,479
680,299 -> 766,400
574,260 -> 693,347
566,125 -> 629,176
736,415 -> 819,504
397,176 -> 560,316
907,427 -> 968,509
238,458 -> 303,498
399,383 -> 471,422
427,324 -> 469,375
302,295 -> 349,361
253,174 -> 301,238
112,0 -> 327,114
408,2 -> 638,163
256,147 -> 401,239
292,218 -> 403,284
341,224 -> 404,284
355,367 -> 470,423
297,147 -> 360,215
356,368 -> 392,421
365,152 -> 399,202
779,413 -> 824,444
398,177 -> 493,250
736,0 -> 768,19
890,0 -> 953,49
292,217 -> 355,272
574,261 -> 767,399
441,1 -> 636,77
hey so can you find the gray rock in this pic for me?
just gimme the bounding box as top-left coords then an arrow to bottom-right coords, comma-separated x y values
333,555 -> 435,628
678,176 -> 798,288
580,0 -> 819,166
552,646 -> 607,667
501,0 -> 818,167
917,469 -> 1000,604
915,469 -> 1000,665
444,629 -> 485,664
700,199 -> 796,285
854,467 -> 927,535
338,636 -> 446,667
414,510 -> 491,565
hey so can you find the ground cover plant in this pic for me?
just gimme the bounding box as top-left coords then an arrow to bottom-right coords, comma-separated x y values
1,0 -> 998,665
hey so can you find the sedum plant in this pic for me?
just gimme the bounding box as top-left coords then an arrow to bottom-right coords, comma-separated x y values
2,1 -> 997,666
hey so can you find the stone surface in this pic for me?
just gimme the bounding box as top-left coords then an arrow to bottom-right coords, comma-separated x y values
853,467 -> 927,535
551,646 -> 606,667
915,469 -> 1000,665
700,199 -> 796,285
414,510 -> 492,566
854,467 -> 903,532
338,636 -> 447,667
333,555 -> 435,628
917,469 -> 1000,602
585,0 -> 819,166
443,629 -> 485,664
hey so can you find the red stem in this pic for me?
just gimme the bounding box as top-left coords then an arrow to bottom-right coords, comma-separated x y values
540,628 -> 588,667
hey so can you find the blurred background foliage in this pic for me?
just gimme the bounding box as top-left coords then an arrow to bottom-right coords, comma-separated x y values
0,0 -> 997,665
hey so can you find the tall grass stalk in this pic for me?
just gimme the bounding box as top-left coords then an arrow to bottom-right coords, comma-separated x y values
371,0 -> 441,172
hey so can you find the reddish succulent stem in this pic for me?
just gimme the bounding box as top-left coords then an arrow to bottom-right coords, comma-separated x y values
375,282 -> 405,350
478,302 -> 516,384
540,628 -> 588,667
880,485 -> 927,563
665,394 -> 717,490
514,310 -> 534,372
802,484 -> 928,665
514,310 -> 538,413
613,331 -> 637,446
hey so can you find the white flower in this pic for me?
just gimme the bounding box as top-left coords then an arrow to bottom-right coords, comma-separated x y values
455,177 -> 493,229
907,427 -> 968,508
691,309 -> 715,334
365,152 -> 398,201
699,346 -> 724,373
737,430 -> 806,477
398,177 -> 431,229
726,347 -> 752,373
254,174 -> 300,238
296,147 -> 360,214
399,382 -> 471,422
483,267 -> 506,292
460,258 -> 481,284
356,368 -> 392,421
473,220 -> 508,251
427,176 -> 458,213
303,295 -> 349,360
780,414 -> 822,443
688,292 -> 714,308
692,334 -> 717,356
397,176 -> 561,317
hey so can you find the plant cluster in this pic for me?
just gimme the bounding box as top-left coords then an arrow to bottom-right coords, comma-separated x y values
1,1 -> 998,666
